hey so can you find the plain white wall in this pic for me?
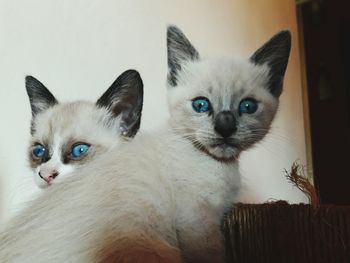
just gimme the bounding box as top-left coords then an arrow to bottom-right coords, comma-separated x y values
0,0 -> 308,222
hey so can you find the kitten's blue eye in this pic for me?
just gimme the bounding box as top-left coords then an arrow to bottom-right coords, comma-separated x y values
239,98 -> 258,114
192,97 -> 211,113
71,143 -> 90,158
33,144 -> 45,158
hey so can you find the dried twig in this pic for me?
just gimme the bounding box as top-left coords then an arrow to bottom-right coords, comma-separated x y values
285,162 -> 319,208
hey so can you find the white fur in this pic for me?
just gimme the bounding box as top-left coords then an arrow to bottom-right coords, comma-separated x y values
0,126 -> 240,263
1,26 -> 295,262
0,56 -> 279,263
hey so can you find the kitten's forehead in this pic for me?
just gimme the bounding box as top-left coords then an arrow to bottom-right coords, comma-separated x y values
171,57 -> 272,110
31,101 -> 120,144
186,58 -> 269,91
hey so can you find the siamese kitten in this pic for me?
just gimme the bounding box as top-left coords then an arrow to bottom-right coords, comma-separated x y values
0,26 -> 291,263
26,70 -> 143,188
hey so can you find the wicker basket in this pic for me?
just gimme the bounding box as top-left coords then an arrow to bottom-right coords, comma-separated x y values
223,201 -> 350,263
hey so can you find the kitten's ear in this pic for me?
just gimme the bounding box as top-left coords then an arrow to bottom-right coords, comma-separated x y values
25,76 -> 58,117
96,70 -> 143,138
250,30 -> 291,97
167,25 -> 200,86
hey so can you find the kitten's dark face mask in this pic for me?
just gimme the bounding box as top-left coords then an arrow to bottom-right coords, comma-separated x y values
166,26 -> 291,161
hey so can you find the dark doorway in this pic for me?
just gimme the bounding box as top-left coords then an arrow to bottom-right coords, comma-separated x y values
298,0 -> 350,204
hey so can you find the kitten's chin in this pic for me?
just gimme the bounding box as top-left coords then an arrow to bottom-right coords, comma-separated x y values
36,181 -> 51,189
34,176 -> 52,189
206,145 -> 239,161
187,136 -> 240,162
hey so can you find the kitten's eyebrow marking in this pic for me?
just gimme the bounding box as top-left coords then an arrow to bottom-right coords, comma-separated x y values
208,86 -> 213,94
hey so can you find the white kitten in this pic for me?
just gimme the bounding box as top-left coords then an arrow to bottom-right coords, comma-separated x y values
0,26 -> 291,263
25,70 -> 143,188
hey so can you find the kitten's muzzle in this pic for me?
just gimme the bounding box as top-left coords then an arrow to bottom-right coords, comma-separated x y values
214,111 -> 237,138
38,170 -> 59,185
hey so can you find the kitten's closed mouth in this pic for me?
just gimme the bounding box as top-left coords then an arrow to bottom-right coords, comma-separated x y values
210,139 -> 238,149
206,139 -> 240,160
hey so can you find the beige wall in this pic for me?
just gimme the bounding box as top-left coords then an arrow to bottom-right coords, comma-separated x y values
0,0 -> 307,222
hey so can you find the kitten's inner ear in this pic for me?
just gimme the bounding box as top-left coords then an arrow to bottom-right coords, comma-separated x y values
25,76 -> 58,117
167,25 -> 200,86
250,30 -> 291,97
96,70 -> 143,138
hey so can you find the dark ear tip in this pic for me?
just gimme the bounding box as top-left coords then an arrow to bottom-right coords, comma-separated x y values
123,69 -> 141,79
167,24 -> 178,33
121,69 -> 143,89
277,30 -> 291,37
274,30 -> 292,46
167,25 -> 182,39
25,75 -> 37,85
25,75 -> 40,93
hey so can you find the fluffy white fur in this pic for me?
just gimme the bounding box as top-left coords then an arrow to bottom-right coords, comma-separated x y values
1,125 -> 239,262
0,27 -> 290,262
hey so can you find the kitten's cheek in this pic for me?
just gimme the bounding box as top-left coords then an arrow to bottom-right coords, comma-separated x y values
59,165 -> 74,178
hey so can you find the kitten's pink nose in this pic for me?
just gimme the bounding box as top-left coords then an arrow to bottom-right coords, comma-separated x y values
39,171 -> 59,184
